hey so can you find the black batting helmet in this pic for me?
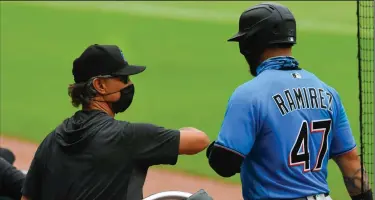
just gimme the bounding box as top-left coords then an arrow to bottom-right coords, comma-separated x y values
228,2 -> 296,55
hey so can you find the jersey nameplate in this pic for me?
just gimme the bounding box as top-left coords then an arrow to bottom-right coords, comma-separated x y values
272,87 -> 333,116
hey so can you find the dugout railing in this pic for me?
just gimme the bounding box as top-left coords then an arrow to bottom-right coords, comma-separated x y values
143,191 -> 192,200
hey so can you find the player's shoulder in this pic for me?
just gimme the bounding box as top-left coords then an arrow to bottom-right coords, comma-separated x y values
231,80 -> 262,103
229,77 -> 272,108
301,69 -> 341,96
233,69 -> 292,95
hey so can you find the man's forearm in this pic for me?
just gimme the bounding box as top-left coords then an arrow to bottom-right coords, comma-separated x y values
333,148 -> 373,200
343,167 -> 372,196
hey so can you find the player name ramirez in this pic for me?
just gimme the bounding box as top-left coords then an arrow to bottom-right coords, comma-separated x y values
272,87 -> 333,116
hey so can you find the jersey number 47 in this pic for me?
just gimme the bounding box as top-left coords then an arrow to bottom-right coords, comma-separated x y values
289,119 -> 332,172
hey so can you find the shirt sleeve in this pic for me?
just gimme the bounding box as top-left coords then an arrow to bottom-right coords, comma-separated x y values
0,158 -> 25,199
329,93 -> 357,158
128,123 -> 180,166
22,139 -> 46,199
216,91 -> 259,157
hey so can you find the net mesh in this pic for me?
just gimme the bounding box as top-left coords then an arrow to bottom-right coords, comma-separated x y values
357,0 -> 374,193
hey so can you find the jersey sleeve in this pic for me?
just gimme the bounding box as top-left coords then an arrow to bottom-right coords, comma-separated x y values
128,123 -> 180,166
329,93 -> 357,158
215,90 -> 260,157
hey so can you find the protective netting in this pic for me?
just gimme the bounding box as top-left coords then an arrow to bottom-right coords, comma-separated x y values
357,0 -> 374,194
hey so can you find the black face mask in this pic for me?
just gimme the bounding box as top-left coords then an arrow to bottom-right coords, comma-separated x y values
111,84 -> 135,114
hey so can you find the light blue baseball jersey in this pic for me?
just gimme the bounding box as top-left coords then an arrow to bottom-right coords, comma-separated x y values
215,57 -> 356,199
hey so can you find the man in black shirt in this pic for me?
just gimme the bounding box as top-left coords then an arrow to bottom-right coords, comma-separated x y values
21,44 -> 210,200
0,148 -> 25,200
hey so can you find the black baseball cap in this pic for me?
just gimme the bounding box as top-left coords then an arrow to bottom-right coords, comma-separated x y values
227,3 -> 296,44
72,44 -> 146,83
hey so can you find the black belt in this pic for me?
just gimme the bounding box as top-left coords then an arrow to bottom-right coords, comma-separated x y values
290,193 -> 330,200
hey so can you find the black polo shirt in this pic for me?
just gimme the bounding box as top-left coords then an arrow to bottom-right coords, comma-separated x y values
22,110 -> 180,200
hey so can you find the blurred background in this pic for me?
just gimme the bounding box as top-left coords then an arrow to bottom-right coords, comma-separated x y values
0,1 -> 362,199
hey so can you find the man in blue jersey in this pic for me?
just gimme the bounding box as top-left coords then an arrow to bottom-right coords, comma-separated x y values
206,2 -> 373,200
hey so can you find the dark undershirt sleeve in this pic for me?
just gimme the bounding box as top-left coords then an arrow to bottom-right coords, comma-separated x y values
206,142 -> 244,177
0,158 -> 25,200
128,123 -> 180,166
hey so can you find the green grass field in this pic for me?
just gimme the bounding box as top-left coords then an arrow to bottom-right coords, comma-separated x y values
0,1 -> 363,199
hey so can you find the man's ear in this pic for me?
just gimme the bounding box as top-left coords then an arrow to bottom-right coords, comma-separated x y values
92,78 -> 106,95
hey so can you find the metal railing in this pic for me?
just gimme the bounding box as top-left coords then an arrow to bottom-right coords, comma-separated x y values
143,191 -> 192,200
